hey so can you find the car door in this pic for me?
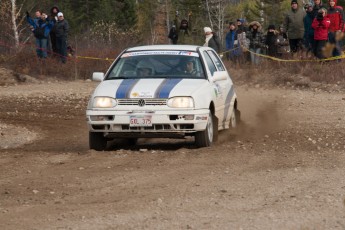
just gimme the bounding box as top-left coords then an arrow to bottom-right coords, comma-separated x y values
202,49 -> 234,129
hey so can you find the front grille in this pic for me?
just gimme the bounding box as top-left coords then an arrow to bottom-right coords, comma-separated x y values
118,99 -> 167,106
121,124 -> 193,131
121,124 -> 172,130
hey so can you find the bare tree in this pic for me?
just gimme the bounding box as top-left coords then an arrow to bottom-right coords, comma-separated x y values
204,0 -> 231,44
0,0 -> 30,53
11,0 -> 21,50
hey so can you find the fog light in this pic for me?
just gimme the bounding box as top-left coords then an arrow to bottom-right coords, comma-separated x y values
184,115 -> 194,120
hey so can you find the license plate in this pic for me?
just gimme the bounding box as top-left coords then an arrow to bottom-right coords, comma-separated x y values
129,115 -> 152,127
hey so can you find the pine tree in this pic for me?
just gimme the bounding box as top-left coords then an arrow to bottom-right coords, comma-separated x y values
115,0 -> 137,31
248,0 -> 289,30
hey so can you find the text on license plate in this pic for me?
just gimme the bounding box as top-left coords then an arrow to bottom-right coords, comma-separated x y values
129,115 -> 152,127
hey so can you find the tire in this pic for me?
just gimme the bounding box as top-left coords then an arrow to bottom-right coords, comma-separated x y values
89,132 -> 107,151
195,112 -> 217,147
230,107 -> 241,128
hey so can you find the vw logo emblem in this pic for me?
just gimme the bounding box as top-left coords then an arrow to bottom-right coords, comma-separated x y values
138,99 -> 145,107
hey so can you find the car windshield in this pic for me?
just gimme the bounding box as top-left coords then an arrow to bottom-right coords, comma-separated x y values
106,51 -> 206,79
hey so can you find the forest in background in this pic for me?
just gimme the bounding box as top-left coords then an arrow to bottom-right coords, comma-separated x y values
3,0 -> 345,55
1,0 -> 345,82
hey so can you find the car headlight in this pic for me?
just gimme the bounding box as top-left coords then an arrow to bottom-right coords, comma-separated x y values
92,97 -> 117,108
167,97 -> 194,108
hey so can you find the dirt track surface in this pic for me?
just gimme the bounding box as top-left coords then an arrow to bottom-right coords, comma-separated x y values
0,79 -> 345,229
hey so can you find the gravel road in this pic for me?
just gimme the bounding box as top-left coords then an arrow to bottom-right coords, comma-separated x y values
0,76 -> 344,229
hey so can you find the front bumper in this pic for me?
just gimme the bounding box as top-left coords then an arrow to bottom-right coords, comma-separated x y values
86,109 -> 210,138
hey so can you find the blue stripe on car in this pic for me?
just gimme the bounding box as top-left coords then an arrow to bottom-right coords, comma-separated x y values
156,79 -> 182,98
115,79 -> 139,98
222,86 -> 234,126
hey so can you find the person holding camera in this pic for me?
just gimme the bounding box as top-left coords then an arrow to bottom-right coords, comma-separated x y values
312,9 -> 331,59
26,11 -> 53,59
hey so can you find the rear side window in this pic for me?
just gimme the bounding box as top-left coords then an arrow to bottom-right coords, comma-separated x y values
207,50 -> 225,71
203,51 -> 217,76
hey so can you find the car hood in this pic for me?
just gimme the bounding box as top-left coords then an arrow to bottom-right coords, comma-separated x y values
93,78 -> 209,99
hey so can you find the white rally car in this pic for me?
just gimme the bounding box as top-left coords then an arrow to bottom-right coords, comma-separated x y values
86,45 -> 240,150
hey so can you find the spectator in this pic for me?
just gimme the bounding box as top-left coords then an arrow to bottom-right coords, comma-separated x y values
246,21 -> 265,64
168,25 -> 178,44
277,26 -> 291,57
304,3 -> 315,54
283,0 -> 306,54
54,12 -> 69,63
237,24 -> 250,63
49,6 -> 60,56
173,11 -> 192,44
26,11 -> 53,59
265,25 -> 278,57
203,27 -> 221,53
327,0 -> 344,57
26,10 -> 41,35
236,19 -> 247,32
313,0 -> 326,18
225,22 -> 241,62
312,8 -> 331,59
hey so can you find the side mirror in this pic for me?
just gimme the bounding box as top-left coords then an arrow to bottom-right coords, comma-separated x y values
211,71 -> 228,82
92,72 -> 104,82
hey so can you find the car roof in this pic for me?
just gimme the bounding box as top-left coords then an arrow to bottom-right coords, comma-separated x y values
126,45 -> 204,52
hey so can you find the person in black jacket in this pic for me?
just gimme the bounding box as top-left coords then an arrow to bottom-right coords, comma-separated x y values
49,6 -> 60,56
203,27 -> 221,53
168,25 -> 178,44
54,12 -> 69,63
265,24 -> 279,57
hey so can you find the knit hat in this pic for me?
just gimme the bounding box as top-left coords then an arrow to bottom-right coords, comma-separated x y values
237,18 -> 245,24
57,12 -> 63,17
304,3 -> 313,9
268,24 -> 275,30
204,27 -> 212,33
291,0 -> 298,4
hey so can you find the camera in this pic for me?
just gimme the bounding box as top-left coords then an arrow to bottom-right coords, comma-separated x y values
317,12 -> 324,21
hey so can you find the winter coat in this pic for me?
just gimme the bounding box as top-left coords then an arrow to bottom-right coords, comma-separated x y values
26,16 -> 53,39
312,17 -> 331,40
237,31 -> 249,50
304,11 -> 314,38
49,6 -> 60,24
225,30 -> 238,50
328,5 -> 344,32
225,29 -> 241,56
277,33 -> 290,54
54,19 -> 69,39
283,7 -> 306,39
265,31 -> 278,56
208,34 -> 221,53
168,27 -> 178,44
246,21 -> 265,49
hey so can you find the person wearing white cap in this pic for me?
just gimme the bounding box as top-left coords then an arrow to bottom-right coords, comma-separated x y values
203,27 -> 221,53
53,12 -> 69,63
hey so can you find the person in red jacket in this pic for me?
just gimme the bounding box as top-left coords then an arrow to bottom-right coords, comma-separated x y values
327,0 -> 344,57
312,9 -> 331,59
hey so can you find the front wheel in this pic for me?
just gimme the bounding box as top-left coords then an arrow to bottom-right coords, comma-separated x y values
89,132 -> 107,151
195,112 -> 218,147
